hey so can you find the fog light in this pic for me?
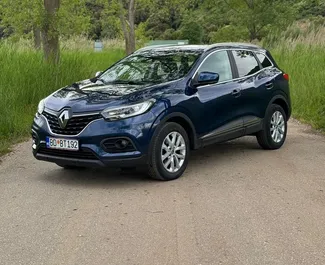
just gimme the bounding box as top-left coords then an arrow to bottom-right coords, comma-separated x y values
32,134 -> 38,150
115,139 -> 129,149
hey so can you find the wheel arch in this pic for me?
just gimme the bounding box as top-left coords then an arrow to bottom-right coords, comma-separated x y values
268,94 -> 291,120
150,111 -> 200,150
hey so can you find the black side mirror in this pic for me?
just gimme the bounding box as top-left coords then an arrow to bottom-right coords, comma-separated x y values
192,71 -> 220,87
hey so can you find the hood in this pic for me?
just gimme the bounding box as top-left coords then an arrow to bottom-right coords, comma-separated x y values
44,79 -> 179,113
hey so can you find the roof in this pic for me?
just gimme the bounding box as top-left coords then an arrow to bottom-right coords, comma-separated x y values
135,42 -> 264,55
206,42 -> 262,50
135,45 -> 208,54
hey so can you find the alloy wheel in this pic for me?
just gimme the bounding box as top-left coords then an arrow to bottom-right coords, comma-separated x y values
270,111 -> 285,143
161,132 -> 186,173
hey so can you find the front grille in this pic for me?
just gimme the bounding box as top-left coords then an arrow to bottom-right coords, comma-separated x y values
38,146 -> 98,160
43,111 -> 102,135
101,138 -> 137,153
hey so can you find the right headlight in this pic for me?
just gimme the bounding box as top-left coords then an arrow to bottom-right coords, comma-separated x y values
101,99 -> 156,121
37,99 -> 45,114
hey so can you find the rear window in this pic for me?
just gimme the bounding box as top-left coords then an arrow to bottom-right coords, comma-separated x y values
232,50 -> 260,77
256,53 -> 273,68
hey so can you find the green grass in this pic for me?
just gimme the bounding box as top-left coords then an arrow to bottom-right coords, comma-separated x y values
272,45 -> 325,131
0,45 -> 124,154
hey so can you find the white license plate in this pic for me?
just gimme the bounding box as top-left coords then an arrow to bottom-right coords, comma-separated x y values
46,137 -> 79,151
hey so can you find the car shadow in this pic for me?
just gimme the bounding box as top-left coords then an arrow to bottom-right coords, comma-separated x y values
39,137 -> 261,189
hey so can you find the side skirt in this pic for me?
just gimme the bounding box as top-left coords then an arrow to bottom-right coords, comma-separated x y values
198,117 -> 264,147
244,117 -> 264,135
199,119 -> 244,147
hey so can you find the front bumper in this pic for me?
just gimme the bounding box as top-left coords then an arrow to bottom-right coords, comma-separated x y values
34,152 -> 147,168
31,111 -> 157,168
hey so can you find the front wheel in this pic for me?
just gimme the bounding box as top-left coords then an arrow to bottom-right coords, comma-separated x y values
256,104 -> 287,150
147,122 -> 190,180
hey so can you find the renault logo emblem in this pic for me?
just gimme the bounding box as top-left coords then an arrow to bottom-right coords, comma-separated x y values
58,109 -> 72,129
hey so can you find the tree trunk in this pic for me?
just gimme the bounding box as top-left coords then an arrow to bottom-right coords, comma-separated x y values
33,27 -> 41,50
118,0 -> 136,55
128,0 -> 136,54
42,0 -> 60,64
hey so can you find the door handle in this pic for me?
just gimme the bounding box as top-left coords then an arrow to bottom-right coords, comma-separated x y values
231,88 -> 241,97
265,82 -> 274,89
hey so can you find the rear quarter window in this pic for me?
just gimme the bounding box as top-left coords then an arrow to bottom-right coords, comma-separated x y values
256,53 -> 273,68
232,50 -> 260,77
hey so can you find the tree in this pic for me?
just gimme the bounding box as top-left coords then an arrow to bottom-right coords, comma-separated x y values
145,0 -> 185,39
180,21 -> 203,44
0,0 -> 43,49
0,0 -> 90,53
224,0 -> 297,41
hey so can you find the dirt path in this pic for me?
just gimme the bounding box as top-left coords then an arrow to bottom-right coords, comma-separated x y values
0,120 -> 324,265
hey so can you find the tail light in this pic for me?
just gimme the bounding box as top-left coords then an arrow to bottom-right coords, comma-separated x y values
283,73 -> 289,81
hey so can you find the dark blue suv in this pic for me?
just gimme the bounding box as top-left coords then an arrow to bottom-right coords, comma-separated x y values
32,43 -> 291,180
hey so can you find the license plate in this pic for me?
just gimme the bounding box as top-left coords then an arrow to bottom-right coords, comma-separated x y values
46,137 -> 79,151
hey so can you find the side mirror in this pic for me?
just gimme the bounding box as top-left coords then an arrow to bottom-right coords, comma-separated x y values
95,71 -> 102,77
192,72 -> 219,87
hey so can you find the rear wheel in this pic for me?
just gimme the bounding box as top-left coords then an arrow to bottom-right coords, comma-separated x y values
147,122 -> 190,181
256,104 -> 287,150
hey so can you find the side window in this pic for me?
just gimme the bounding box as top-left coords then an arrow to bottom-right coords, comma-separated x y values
256,53 -> 273,68
198,51 -> 233,82
232,50 -> 260,77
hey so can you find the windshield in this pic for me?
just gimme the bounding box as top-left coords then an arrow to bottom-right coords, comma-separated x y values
99,50 -> 202,85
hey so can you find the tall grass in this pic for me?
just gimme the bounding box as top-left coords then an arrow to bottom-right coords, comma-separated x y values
272,45 -> 325,130
0,44 -> 124,154
268,21 -> 325,131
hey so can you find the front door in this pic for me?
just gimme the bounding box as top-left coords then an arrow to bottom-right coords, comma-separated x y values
193,50 -> 245,142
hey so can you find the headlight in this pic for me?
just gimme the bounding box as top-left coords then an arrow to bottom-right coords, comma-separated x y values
101,99 -> 156,121
37,99 -> 45,114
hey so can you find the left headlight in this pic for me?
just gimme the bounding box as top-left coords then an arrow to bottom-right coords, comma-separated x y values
101,99 -> 156,121
37,99 -> 45,114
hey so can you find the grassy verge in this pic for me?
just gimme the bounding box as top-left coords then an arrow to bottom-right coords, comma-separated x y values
272,45 -> 325,131
0,45 -> 124,155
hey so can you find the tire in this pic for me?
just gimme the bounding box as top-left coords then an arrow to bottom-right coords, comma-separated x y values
56,164 -> 85,170
256,104 -> 287,150
147,122 -> 190,181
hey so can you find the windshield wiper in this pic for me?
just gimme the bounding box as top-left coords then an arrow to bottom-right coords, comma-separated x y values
108,80 -> 146,85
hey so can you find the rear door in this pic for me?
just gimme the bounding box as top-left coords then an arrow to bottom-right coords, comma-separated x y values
230,50 -> 280,133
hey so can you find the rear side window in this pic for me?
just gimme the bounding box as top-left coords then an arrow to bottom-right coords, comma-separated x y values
232,50 -> 260,77
256,53 -> 273,68
198,51 -> 233,82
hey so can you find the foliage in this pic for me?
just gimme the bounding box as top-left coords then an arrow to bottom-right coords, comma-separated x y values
179,20 -> 204,44
297,0 -> 325,18
1,0 -> 324,45
0,0 -> 91,39
209,25 -> 248,43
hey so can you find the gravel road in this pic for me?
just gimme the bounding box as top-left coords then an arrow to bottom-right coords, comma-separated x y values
0,120 -> 325,265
